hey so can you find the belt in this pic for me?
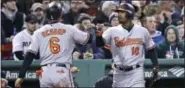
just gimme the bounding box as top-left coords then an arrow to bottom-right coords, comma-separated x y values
41,63 -> 66,68
114,64 -> 141,72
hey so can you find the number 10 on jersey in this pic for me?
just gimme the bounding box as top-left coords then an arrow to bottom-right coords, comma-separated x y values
131,46 -> 139,56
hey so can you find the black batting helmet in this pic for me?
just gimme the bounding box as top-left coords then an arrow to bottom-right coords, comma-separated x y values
46,1 -> 63,23
115,3 -> 135,19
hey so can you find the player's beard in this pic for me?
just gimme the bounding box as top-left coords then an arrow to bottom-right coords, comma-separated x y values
28,27 -> 36,35
120,20 -> 133,30
119,19 -> 129,26
119,20 -> 127,25
118,16 -> 127,25
27,29 -> 34,35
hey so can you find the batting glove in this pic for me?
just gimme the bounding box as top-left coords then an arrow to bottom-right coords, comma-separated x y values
152,66 -> 160,82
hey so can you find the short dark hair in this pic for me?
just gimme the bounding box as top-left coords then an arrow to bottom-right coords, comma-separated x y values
1,0 -> 16,8
25,14 -> 38,23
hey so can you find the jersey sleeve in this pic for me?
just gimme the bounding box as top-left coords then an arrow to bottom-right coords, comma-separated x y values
72,26 -> 89,45
102,28 -> 112,45
12,34 -> 23,52
144,28 -> 155,50
28,32 -> 40,55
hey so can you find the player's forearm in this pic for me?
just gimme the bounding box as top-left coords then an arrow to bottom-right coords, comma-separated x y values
147,47 -> 159,67
14,51 -> 24,60
18,51 -> 36,78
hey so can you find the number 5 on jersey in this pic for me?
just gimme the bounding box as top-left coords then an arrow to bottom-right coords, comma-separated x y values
50,37 -> 60,54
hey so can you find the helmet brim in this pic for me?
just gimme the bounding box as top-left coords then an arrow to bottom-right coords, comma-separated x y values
114,8 -> 132,14
114,8 -> 127,12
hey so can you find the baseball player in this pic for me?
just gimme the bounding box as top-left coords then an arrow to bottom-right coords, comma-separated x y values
96,3 -> 159,87
12,14 -> 38,61
15,1 -> 91,88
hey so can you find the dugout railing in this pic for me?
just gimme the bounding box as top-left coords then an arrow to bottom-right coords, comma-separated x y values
1,59 -> 184,87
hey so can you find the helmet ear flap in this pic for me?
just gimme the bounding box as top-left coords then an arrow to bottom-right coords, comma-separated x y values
125,11 -> 129,19
125,11 -> 131,20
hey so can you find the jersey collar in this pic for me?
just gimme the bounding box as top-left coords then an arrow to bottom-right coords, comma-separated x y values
118,24 -> 136,37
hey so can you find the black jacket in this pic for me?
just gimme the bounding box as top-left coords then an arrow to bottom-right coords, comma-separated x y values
1,27 -> 7,44
1,11 -> 24,37
93,11 -> 109,24
62,9 -> 88,25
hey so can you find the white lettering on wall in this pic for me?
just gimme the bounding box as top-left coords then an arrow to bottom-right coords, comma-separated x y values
5,71 -> 37,79
145,71 -> 168,78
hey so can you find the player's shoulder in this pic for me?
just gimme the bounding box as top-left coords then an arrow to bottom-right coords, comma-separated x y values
63,24 -> 81,33
134,24 -> 148,33
63,24 -> 77,30
105,25 -> 118,32
104,25 -> 121,33
108,24 -> 127,31
34,24 -> 51,34
109,25 -> 120,30
14,29 -> 26,37
55,23 -> 77,31
13,29 -> 27,41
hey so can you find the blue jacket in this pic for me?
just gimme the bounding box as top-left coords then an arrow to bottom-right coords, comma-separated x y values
151,31 -> 164,45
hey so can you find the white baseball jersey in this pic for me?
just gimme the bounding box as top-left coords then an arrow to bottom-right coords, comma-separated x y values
103,24 -> 155,66
12,29 -> 32,60
28,23 -> 89,65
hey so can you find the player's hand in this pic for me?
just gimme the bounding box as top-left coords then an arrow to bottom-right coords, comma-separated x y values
91,23 -> 95,28
15,78 -> 24,88
82,23 -> 92,30
151,66 -> 160,82
70,66 -> 80,73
